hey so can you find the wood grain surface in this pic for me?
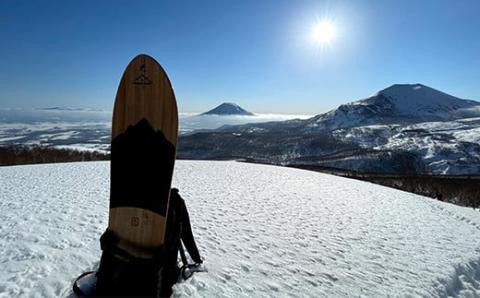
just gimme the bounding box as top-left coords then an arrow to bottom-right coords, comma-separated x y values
109,54 -> 178,258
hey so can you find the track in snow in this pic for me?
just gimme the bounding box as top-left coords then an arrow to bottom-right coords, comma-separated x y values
0,161 -> 479,297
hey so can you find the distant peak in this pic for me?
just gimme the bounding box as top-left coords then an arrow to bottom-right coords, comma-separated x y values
202,102 -> 254,116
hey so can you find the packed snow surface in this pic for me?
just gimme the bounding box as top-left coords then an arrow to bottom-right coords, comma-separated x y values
0,161 -> 479,297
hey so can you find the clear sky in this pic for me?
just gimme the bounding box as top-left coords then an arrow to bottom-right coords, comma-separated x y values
1,0 -> 479,114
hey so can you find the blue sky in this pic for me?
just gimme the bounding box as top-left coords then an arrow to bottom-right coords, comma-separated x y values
1,0 -> 479,114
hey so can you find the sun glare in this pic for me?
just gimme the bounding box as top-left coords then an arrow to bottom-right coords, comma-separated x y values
312,21 -> 335,45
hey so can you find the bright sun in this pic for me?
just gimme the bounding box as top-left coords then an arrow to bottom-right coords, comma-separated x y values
312,21 -> 335,45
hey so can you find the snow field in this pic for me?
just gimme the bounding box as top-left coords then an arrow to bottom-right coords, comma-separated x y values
0,161 -> 479,297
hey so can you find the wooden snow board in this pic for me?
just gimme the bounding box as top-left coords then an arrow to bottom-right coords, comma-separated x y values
108,54 -> 178,258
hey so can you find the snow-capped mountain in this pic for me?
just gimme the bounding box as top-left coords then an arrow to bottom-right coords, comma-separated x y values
1,161 -> 479,297
308,84 -> 480,130
202,102 -> 254,116
179,84 -> 480,175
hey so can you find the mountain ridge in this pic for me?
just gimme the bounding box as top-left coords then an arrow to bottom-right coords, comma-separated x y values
307,83 -> 480,130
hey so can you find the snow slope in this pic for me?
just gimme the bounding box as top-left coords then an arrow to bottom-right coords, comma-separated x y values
378,84 -> 480,119
0,161 -> 479,297
330,117 -> 480,175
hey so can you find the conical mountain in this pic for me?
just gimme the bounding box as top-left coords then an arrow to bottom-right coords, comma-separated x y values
202,102 -> 254,116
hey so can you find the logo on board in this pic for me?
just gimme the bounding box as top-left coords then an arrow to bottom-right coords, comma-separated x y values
133,63 -> 152,85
